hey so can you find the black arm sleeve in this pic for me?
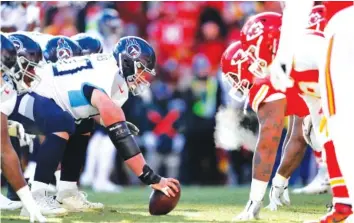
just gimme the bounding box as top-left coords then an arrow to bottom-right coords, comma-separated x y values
106,121 -> 141,160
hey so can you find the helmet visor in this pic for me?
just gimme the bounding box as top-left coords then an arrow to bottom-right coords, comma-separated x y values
12,56 -> 42,94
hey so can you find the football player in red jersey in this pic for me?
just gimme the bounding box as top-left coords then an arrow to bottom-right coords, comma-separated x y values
221,39 -> 309,221
266,1 -> 354,222
228,6 -> 353,221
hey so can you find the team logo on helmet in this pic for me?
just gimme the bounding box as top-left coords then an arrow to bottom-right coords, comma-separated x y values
125,38 -> 141,59
308,12 -> 324,29
56,38 -> 73,60
246,21 -> 264,41
8,36 -> 24,53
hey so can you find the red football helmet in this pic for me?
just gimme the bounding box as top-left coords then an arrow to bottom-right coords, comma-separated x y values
240,12 -> 282,79
220,41 -> 255,101
307,5 -> 327,32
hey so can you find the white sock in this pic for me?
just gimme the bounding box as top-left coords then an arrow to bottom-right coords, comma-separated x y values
31,181 -> 49,192
272,173 -> 287,187
58,181 -> 78,192
250,178 -> 268,202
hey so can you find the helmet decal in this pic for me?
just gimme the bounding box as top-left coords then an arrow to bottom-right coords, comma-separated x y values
8,36 -> 24,53
56,38 -> 73,60
246,21 -> 264,41
125,38 -> 141,59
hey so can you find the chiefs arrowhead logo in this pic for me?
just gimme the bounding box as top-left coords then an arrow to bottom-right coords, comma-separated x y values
125,39 -> 141,59
231,49 -> 248,66
246,21 -> 264,41
56,38 -> 73,60
308,12 -> 324,29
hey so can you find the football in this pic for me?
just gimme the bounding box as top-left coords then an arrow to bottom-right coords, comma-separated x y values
149,185 -> 181,215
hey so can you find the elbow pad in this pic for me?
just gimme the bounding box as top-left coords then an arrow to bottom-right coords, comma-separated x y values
106,121 -> 141,160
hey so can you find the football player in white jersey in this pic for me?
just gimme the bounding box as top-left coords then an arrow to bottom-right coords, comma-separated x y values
72,33 -> 123,193
7,33 -> 108,215
32,36 -> 180,204
1,34 -> 45,222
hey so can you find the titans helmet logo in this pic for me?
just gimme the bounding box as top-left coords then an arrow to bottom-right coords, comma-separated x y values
56,38 -> 73,60
125,38 -> 141,59
8,36 -> 24,53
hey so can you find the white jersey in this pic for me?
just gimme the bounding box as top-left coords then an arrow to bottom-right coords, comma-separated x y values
33,53 -> 129,121
1,74 -> 17,116
290,32 -> 328,145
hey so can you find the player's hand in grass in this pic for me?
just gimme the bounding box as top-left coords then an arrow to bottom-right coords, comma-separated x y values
151,178 -> 180,198
266,184 -> 290,211
232,200 -> 262,221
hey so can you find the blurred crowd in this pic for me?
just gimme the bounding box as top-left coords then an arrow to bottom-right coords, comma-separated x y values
1,1 -> 317,189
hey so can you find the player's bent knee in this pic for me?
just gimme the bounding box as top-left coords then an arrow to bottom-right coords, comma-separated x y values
48,112 -> 76,135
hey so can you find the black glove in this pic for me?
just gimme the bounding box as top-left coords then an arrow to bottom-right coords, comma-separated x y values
126,121 -> 140,136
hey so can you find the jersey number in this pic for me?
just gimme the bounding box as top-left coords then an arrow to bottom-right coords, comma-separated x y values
52,58 -> 93,76
298,81 -> 321,98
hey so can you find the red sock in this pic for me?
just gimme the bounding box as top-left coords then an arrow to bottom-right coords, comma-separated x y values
323,140 -> 351,206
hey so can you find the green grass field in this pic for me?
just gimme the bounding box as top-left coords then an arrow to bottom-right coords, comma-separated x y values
1,186 -> 331,223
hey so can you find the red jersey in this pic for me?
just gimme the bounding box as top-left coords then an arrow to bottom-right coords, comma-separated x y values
323,1 -> 354,23
248,76 -> 309,117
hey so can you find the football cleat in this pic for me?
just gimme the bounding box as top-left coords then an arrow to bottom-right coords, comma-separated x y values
0,193 -> 22,210
304,203 -> 353,223
56,189 -> 104,212
20,189 -> 67,217
232,200 -> 262,221
293,165 -> 330,194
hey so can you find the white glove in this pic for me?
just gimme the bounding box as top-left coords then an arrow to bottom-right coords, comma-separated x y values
232,200 -> 262,221
19,133 -> 36,148
268,59 -> 294,92
17,186 -> 46,222
266,185 -> 290,211
8,120 -> 26,140
28,205 -> 46,223
126,121 -> 140,136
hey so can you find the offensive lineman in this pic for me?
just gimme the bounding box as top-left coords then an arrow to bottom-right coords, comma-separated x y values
23,36 -> 180,205
1,34 -> 45,222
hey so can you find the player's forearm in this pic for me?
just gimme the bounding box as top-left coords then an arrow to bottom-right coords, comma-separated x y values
277,135 -> 307,178
277,116 -> 307,178
280,116 -> 294,157
1,146 -> 27,191
1,114 -> 27,190
124,153 -> 147,176
253,129 -> 282,182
